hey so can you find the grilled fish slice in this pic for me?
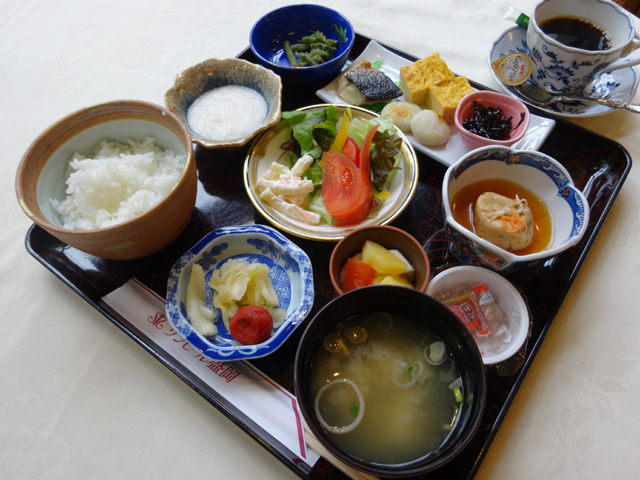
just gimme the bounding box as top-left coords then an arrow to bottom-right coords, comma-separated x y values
337,60 -> 403,105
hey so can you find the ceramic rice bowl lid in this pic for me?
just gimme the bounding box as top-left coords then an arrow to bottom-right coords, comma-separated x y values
442,146 -> 589,272
166,225 -> 314,361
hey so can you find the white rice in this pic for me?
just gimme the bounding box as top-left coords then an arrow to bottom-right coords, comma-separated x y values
50,137 -> 186,230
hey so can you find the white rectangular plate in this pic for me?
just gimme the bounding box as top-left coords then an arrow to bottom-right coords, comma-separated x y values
316,41 -> 556,167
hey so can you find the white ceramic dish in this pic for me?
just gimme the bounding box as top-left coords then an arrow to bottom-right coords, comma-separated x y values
317,40 -> 556,166
243,104 -> 418,242
488,26 -> 640,118
427,265 -> 529,364
165,225 -> 314,361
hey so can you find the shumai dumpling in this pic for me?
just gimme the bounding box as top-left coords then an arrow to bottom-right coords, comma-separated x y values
474,192 -> 534,251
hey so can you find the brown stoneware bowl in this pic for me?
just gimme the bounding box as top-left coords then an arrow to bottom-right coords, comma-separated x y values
164,57 -> 282,149
15,99 -> 197,260
329,225 -> 430,295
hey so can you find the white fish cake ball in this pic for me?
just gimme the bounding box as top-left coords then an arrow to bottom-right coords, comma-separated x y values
381,102 -> 422,133
410,110 -> 450,147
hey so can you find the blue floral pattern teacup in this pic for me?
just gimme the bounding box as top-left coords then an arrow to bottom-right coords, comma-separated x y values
526,0 -> 640,94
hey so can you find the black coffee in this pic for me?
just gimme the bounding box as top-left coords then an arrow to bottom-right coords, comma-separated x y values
539,16 -> 613,51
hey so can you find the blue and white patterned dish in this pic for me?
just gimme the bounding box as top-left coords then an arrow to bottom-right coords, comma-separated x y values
442,146 -> 589,272
488,26 -> 640,118
166,225 -> 314,361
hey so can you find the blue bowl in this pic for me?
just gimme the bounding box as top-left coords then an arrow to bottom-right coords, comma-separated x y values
166,225 -> 314,361
249,5 -> 355,87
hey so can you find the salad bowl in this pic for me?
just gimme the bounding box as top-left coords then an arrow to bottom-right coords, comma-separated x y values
243,104 -> 419,242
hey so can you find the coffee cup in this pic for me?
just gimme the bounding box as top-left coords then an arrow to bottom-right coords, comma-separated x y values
526,0 -> 640,93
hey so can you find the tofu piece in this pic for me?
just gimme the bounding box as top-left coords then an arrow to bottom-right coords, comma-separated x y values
399,53 -> 455,104
474,192 -> 534,251
424,76 -> 473,123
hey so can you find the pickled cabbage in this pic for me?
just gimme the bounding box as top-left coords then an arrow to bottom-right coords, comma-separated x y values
186,263 -> 217,336
208,259 -> 283,330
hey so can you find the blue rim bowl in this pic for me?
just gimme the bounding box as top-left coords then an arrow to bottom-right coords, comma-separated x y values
249,5 -> 355,87
442,146 -> 590,272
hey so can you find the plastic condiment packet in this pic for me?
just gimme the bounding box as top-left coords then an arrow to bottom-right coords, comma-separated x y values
491,52 -> 533,86
501,1 -> 529,29
444,290 -> 490,336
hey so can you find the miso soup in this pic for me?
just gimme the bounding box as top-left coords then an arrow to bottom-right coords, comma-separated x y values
308,311 -> 463,465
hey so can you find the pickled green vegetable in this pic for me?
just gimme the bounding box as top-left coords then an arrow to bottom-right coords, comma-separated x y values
283,30 -> 340,67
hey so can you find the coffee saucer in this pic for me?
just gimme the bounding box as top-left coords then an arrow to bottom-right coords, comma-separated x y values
488,26 -> 640,118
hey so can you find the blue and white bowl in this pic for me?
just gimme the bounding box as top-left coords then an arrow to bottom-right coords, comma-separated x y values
166,225 -> 314,361
442,146 -> 589,272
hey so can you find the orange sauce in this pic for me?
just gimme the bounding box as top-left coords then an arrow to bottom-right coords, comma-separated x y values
451,178 -> 552,256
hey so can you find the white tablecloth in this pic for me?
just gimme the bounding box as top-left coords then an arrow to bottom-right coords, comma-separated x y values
2,1 -> 639,478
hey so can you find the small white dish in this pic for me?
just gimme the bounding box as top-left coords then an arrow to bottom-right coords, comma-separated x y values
165,225 -> 314,361
427,265 -> 529,364
488,26 -> 640,118
317,40 -> 555,166
243,104 -> 418,242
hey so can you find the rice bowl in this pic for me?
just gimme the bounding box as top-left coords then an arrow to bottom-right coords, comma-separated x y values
15,99 -> 197,260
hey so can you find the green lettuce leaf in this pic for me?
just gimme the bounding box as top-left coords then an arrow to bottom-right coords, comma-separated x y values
307,190 -> 333,225
281,106 -> 338,159
348,114 -> 397,147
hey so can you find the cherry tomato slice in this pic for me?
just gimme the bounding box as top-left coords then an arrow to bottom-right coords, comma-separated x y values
321,125 -> 380,227
321,151 -> 373,226
358,123 -> 379,190
229,305 -> 273,345
342,137 -> 361,166
343,258 -> 377,292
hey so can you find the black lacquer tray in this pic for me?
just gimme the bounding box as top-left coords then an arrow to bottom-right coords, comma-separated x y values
25,33 -> 631,479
